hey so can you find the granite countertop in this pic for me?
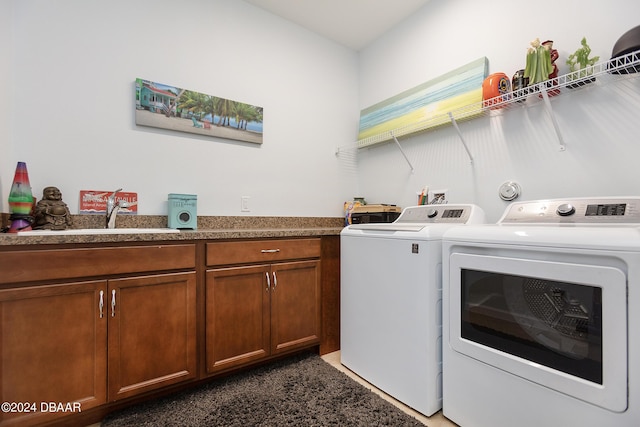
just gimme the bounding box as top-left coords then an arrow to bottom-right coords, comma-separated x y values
0,215 -> 345,246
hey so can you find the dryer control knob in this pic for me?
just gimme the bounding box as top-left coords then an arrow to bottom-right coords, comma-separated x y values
556,203 -> 576,216
427,208 -> 438,218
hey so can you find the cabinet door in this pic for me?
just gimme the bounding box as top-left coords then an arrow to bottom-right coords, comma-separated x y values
108,272 -> 196,401
271,260 -> 321,354
205,265 -> 271,374
0,281 -> 107,427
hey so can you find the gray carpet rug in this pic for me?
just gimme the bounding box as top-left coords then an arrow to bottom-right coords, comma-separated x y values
101,351 -> 424,426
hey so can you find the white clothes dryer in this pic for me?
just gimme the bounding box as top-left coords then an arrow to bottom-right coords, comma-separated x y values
341,204 -> 485,416
442,197 -> 640,427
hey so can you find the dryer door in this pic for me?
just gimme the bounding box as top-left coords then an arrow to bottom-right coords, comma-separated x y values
448,253 -> 627,412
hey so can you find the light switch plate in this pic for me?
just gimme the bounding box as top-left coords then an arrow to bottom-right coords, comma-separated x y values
241,196 -> 250,212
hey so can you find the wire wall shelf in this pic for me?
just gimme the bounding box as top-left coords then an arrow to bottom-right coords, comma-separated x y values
356,50 -> 640,154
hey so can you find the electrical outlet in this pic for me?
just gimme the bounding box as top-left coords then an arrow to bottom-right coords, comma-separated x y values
241,196 -> 250,212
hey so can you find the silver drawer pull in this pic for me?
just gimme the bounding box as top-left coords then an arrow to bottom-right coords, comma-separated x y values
111,289 -> 116,317
99,290 -> 104,318
261,249 -> 280,253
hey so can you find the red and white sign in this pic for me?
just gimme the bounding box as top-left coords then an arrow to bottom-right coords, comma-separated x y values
79,190 -> 138,214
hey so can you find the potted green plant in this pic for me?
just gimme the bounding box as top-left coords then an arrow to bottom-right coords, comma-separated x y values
566,37 -> 600,88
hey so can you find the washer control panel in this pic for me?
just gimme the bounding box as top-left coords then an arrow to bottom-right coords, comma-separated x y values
499,197 -> 640,224
396,204 -> 479,224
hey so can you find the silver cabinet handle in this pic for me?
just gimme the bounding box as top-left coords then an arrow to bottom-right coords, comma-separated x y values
99,290 -> 104,318
261,249 -> 280,253
265,272 -> 271,291
111,289 -> 116,317
272,271 -> 277,290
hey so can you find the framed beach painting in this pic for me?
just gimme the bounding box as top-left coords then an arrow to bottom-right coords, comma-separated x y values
357,57 -> 489,147
135,78 -> 264,144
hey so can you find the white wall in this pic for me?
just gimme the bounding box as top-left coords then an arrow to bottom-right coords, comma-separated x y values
0,1 -> 15,205
6,0 -> 640,222
3,0 -> 359,217
356,0 -> 640,221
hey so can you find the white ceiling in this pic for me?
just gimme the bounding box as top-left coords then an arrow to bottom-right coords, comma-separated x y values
243,0 -> 432,51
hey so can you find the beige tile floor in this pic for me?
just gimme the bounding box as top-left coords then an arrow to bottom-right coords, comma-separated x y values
321,350 -> 459,427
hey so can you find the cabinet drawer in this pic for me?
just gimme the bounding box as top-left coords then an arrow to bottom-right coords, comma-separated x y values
206,239 -> 321,266
0,244 -> 196,285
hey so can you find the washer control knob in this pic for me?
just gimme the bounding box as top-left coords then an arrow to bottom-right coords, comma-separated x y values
427,208 -> 438,218
556,203 -> 576,216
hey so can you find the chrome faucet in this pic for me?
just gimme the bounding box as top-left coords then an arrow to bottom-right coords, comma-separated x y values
106,188 -> 129,229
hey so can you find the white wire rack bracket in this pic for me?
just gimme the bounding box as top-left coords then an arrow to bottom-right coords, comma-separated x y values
354,50 -> 640,152
390,131 -> 415,173
448,112 -> 474,163
539,89 -> 566,151
334,143 -> 358,156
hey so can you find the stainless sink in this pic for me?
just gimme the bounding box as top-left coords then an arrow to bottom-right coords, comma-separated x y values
18,228 -> 180,236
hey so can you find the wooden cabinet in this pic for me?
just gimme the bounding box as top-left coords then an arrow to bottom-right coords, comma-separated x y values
205,239 -> 321,373
0,281 -> 107,427
0,244 -> 196,427
205,265 -> 271,370
0,234 -> 339,426
270,260 -> 321,353
107,272 -> 197,401
320,235 -> 340,355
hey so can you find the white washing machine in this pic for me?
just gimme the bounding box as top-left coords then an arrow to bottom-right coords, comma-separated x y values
442,197 -> 640,427
340,204 -> 485,416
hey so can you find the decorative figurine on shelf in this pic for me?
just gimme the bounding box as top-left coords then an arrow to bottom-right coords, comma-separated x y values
524,38 -> 560,96
566,37 -> 600,87
511,69 -> 529,102
542,40 -> 561,95
7,161 -> 34,233
524,38 -> 554,85
482,72 -> 511,109
33,186 -> 73,230
543,40 -> 560,80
